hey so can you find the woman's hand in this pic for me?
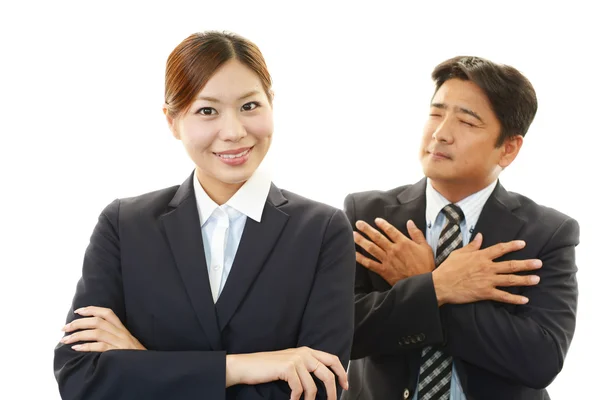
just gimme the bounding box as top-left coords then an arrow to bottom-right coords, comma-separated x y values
226,346 -> 348,400
61,306 -> 146,352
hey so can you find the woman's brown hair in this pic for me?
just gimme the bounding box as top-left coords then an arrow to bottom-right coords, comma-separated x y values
164,31 -> 273,119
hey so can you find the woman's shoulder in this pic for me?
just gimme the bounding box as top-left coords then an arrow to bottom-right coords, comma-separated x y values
98,183 -> 184,221
275,187 -> 347,225
120,184 -> 181,208
276,187 -> 338,212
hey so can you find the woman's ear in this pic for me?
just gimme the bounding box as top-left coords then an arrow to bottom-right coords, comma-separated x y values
268,89 -> 275,106
163,105 -> 180,139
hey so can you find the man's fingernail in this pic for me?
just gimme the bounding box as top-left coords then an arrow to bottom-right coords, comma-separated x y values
530,275 -> 540,284
71,345 -> 82,350
533,260 -> 542,267
356,221 -> 365,229
375,218 -> 384,224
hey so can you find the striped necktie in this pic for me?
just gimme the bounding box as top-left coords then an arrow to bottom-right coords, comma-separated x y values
417,204 -> 465,400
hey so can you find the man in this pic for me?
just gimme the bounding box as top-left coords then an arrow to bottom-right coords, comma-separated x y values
341,56 -> 579,400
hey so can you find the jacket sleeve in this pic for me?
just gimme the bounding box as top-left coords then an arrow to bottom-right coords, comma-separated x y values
441,217 -> 579,389
54,199 -> 227,400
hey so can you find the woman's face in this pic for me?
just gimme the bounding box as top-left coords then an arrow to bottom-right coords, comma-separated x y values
166,59 -> 273,194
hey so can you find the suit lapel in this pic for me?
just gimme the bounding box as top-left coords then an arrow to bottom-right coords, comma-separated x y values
384,178 -> 428,240
160,173 -> 222,351
369,179 -> 426,290
469,181 -> 525,249
368,178 -> 429,291
216,184 -> 290,331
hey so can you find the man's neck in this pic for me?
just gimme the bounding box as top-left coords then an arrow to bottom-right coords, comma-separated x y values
429,178 -> 497,203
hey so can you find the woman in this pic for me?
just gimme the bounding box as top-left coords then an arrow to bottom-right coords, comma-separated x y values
54,31 -> 355,400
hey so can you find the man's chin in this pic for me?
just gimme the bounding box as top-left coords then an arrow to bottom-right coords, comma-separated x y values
422,167 -> 453,181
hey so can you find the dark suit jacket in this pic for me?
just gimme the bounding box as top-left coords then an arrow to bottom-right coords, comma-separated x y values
54,173 -> 356,400
341,179 -> 579,400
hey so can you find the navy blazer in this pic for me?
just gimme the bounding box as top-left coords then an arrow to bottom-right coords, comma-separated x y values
54,173 -> 356,400
341,179 -> 579,400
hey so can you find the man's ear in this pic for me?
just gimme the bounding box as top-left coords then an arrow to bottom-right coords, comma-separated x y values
498,135 -> 524,168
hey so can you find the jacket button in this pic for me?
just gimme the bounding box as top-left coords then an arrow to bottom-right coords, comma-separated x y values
403,388 -> 410,399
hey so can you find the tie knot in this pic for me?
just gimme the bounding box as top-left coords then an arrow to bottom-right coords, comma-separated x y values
441,204 -> 464,225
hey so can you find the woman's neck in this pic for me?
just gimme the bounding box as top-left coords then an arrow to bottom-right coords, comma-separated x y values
196,169 -> 244,205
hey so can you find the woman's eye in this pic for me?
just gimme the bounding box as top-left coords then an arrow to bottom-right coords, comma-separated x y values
241,102 -> 259,111
197,107 -> 217,115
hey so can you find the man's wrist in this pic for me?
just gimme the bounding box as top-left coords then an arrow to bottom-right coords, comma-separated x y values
431,270 -> 448,306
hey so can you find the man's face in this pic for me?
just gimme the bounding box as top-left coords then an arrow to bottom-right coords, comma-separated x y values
420,78 -> 510,191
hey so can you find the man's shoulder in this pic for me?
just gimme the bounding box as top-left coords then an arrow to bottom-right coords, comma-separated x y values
342,182 -> 425,220
501,189 -> 580,248
506,189 -> 576,227
346,183 -> 418,205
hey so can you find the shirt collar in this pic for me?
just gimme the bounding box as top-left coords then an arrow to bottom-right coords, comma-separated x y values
193,167 -> 272,226
425,178 -> 498,229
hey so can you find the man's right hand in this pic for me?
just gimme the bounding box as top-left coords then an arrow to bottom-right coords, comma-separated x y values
432,233 -> 542,306
225,347 -> 348,400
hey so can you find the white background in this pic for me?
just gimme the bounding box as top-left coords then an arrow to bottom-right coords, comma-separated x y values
1,1 -> 597,398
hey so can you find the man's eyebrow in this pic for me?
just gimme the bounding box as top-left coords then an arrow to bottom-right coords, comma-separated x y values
457,107 -> 483,123
430,102 -> 484,123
